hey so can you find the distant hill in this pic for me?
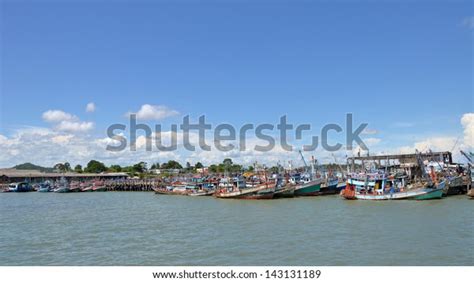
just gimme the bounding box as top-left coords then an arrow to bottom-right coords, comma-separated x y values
12,163 -> 54,172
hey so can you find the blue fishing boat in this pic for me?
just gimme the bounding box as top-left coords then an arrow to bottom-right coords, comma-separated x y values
37,182 -> 52,192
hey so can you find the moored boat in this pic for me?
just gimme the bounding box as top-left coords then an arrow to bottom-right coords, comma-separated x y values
37,182 -> 52,192
188,190 -> 215,196
340,171 -> 445,200
293,178 -> 322,196
91,180 -> 107,192
215,178 -> 275,199
69,181 -> 82,192
5,182 -> 33,192
319,177 -> 342,195
274,185 -> 295,198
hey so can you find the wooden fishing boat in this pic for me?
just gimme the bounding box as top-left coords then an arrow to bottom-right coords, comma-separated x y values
153,186 -> 189,195
91,181 -> 107,192
188,190 -> 215,196
69,182 -> 82,192
273,185 -> 295,198
342,185 -> 444,200
319,178 -> 342,195
294,179 -> 322,196
443,175 -> 467,196
215,179 -> 275,200
341,171 -> 445,200
81,186 -> 94,192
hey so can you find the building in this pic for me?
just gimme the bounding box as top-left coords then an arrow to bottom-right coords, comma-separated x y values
0,169 -> 128,184
347,151 -> 453,178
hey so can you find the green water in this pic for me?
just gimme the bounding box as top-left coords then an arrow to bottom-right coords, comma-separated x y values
0,192 -> 472,265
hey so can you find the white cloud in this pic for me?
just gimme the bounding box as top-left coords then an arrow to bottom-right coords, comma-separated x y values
0,127 -> 182,168
42,109 -> 94,133
86,102 -> 96,113
51,134 -> 74,145
127,104 -> 179,120
42,110 -> 77,123
388,112 -> 474,161
55,121 -> 94,133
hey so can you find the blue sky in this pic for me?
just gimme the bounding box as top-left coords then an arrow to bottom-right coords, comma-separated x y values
0,1 -> 473,167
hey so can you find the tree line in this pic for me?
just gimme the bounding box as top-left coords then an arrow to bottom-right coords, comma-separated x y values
51,158 -> 347,177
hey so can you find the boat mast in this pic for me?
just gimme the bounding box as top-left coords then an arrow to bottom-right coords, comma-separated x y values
298,150 -> 309,174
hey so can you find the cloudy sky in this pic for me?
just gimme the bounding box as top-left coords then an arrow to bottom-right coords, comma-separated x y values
0,1 -> 472,168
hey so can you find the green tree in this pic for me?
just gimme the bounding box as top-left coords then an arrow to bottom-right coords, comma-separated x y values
209,164 -> 218,173
74,164 -> 83,173
132,162 -> 147,173
195,162 -> 204,169
64,162 -> 71,172
84,160 -> 107,173
109,165 -> 122,172
161,160 -> 183,170
53,163 -> 66,173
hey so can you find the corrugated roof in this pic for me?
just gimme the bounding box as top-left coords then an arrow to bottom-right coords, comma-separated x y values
0,169 -> 128,178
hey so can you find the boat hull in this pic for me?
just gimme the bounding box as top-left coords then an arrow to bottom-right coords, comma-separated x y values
342,186 -> 444,200
37,188 -> 51,192
215,184 -> 275,200
54,188 -> 71,193
188,190 -> 215,196
92,187 -> 107,192
319,182 -> 344,195
274,186 -> 295,198
294,181 -> 321,196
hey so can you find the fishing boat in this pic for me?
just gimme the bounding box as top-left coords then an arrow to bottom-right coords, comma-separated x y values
153,182 -> 190,195
37,182 -> 52,192
188,189 -> 215,196
272,174 -> 295,198
274,185 -> 295,198
319,177 -> 342,195
53,177 -> 71,193
69,181 -> 82,192
81,186 -> 94,192
460,150 -> 473,198
444,176 -> 465,195
215,178 -> 275,199
5,182 -> 33,192
188,182 -> 215,196
340,171 -> 445,200
92,180 -> 107,192
293,175 -> 323,196
291,152 -> 324,196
